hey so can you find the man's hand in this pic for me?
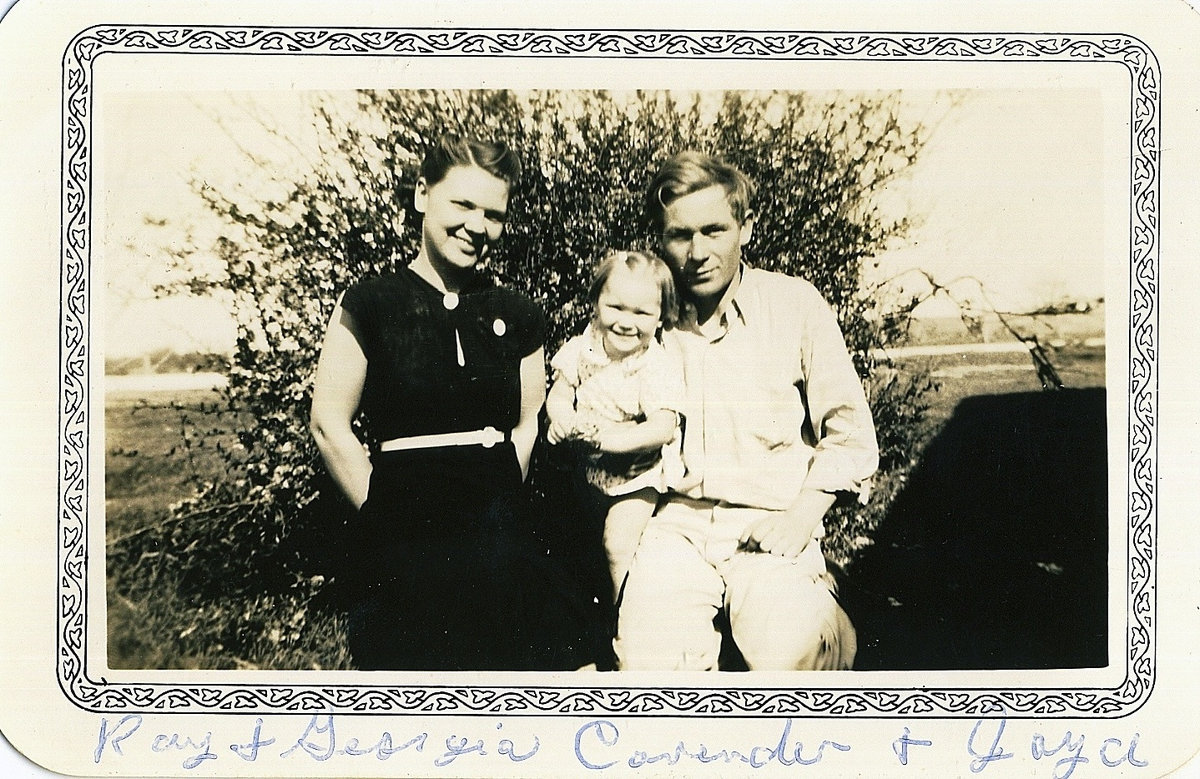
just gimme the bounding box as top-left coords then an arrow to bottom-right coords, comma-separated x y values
738,489 -> 837,558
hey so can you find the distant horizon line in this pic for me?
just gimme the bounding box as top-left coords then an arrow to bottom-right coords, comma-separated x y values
104,338 -> 1107,391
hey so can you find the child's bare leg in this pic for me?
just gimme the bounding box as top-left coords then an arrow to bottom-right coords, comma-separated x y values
603,487 -> 658,603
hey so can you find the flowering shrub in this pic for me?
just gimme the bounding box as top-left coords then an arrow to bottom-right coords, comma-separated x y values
109,90 -> 933,667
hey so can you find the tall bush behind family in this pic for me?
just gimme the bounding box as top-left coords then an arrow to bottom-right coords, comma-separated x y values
110,89 -> 932,668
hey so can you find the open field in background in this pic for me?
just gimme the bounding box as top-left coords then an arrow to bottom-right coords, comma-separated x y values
105,388 -> 241,668
105,387 -> 236,544
901,307 -> 1105,348
897,343 -> 1105,422
104,342 -> 1107,669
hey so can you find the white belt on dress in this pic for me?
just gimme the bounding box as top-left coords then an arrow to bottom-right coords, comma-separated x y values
378,426 -> 506,452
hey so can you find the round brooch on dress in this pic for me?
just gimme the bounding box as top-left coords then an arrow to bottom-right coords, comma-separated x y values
442,292 -> 459,310
492,318 -> 507,337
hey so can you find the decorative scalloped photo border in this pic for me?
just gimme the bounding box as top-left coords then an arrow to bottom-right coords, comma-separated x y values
59,26 -> 1159,717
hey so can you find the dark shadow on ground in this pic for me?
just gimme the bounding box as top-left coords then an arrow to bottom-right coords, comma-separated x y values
844,388 -> 1108,670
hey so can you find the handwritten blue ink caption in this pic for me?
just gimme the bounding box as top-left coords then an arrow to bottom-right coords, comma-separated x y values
574,718 -> 850,769
94,714 -> 537,770
92,714 -> 1150,775
894,718 -> 1147,779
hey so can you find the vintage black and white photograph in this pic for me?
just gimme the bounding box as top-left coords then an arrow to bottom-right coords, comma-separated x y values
100,82 -> 1116,676
10,2 -> 1200,775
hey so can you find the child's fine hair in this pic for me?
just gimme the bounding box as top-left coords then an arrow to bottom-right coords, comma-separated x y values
587,250 -> 680,330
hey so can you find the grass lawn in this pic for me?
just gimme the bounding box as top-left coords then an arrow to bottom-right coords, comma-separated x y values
899,343 -> 1105,428
105,389 -> 352,670
105,388 -> 234,544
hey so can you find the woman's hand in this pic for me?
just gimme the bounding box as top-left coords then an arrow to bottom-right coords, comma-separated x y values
513,349 -> 547,480
547,415 -> 577,446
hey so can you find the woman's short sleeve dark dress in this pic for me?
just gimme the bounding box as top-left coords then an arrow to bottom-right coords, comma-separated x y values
337,268 -> 594,671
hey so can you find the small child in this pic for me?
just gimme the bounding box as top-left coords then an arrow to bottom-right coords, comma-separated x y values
547,250 -> 690,608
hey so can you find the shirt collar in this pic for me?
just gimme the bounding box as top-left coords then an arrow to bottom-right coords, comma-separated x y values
682,264 -> 753,337
404,264 -> 493,296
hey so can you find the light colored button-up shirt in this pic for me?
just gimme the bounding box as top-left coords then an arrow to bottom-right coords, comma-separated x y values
664,265 -> 879,511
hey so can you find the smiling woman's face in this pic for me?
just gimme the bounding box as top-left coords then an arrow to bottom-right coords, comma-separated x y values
414,164 -> 511,275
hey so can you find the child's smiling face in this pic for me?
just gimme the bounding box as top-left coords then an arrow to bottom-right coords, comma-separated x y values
595,266 -> 663,360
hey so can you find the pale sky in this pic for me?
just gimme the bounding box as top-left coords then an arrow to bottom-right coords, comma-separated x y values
98,88 -> 1116,358
870,87 -> 1111,317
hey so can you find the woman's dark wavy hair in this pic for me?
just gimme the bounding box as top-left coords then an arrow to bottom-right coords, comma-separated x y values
419,133 -> 523,190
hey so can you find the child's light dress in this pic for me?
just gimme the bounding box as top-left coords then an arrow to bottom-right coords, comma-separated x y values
549,324 -> 687,495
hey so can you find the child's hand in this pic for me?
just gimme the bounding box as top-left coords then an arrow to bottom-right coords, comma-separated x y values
547,417 -> 574,445
570,421 -> 602,450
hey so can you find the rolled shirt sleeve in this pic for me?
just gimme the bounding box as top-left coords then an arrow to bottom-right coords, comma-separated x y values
793,281 -> 879,504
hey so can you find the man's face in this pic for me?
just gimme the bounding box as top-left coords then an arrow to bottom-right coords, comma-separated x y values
414,164 -> 510,274
658,184 -> 753,308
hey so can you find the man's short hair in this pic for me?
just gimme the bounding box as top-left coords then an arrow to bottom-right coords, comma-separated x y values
644,151 -> 755,232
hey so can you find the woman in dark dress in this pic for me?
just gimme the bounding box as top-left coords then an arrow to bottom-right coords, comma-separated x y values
310,134 -> 589,670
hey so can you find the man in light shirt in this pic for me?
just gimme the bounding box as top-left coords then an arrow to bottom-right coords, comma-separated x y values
613,151 -> 879,671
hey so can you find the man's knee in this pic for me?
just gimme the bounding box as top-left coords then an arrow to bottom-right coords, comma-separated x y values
614,548 -> 723,671
613,633 -> 721,671
731,575 -> 857,671
613,570 -> 723,670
